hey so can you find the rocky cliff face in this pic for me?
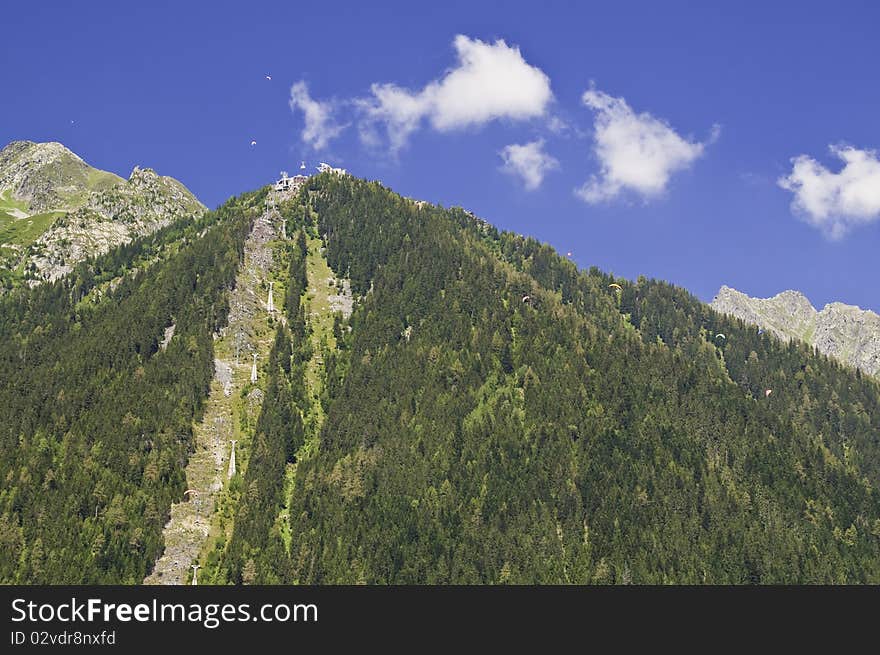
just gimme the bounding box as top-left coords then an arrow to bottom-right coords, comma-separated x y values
0,140 -> 123,213
712,285 -> 880,377
0,141 -> 205,284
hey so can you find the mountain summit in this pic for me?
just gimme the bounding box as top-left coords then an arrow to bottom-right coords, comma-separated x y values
712,285 -> 880,377
0,140 -> 204,287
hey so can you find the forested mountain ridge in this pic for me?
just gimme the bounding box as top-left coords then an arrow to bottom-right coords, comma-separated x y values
712,285 -> 880,379
274,174 -> 880,583
2,169 -> 880,584
0,141 -> 205,289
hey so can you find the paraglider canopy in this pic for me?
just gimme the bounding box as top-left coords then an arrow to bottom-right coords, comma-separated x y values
250,140 -> 257,146
608,283 -> 622,291
715,333 -> 726,341
764,389 -> 773,397
521,295 -> 531,303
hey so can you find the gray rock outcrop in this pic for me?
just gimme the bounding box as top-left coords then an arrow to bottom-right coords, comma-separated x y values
711,285 -> 880,377
1,140 -> 205,284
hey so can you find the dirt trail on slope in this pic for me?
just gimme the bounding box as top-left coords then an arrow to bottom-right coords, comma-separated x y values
144,210 -> 277,585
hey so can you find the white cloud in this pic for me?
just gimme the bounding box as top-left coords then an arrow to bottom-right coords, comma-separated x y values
289,81 -> 345,151
576,88 -> 713,203
359,35 -> 553,152
357,83 -> 428,152
499,140 -> 559,190
778,145 -> 880,240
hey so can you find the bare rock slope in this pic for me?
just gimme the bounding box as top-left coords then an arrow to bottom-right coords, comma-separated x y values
0,140 -> 204,284
712,285 -> 880,377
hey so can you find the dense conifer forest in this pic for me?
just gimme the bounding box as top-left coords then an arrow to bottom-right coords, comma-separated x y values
2,173 -> 879,584
0,191 -> 262,583
277,175 -> 880,583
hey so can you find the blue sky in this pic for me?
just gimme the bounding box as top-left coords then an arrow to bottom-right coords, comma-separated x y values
3,0 -> 879,311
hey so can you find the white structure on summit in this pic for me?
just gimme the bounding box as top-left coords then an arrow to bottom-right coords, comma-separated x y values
274,171 -> 291,191
317,162 -> 347,175
274,171 -> 308,192
267,281 -> 275,313
251,353 -> 258,383
228,440 -> 238,479
191,564 -> 200,586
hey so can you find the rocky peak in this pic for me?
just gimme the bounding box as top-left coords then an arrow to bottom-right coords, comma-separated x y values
1,140 -> 205,287
776,289 -> 815,310
129,166 -> 159,183
1,140 -> 83,165
711,286 -> 880,378
0,140 -> 109,212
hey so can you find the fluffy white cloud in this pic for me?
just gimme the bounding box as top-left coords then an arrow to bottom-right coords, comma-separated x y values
499,140 -> 559,190
778,145 -> 880,239
576,88 -> 713,203
358,83 -> 427,152
289,81 -> 345,150
359,35 -> 553,152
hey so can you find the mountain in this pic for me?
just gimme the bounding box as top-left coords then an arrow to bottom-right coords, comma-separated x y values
712,285 -> 880,378
0,140 -> 205,288
2,171 -> 880,585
